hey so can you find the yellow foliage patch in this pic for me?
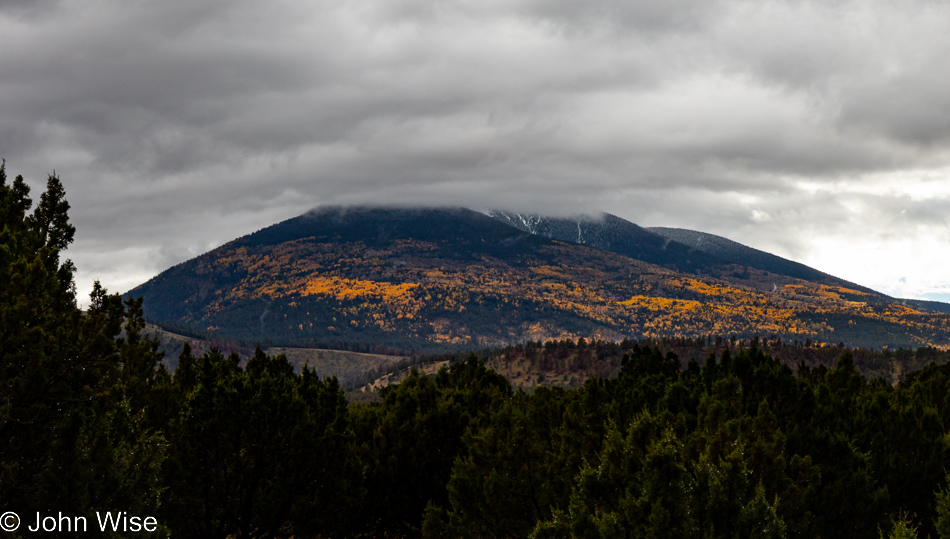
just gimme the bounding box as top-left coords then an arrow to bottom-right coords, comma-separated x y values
300,276 -> 419,302
685,278 -> 735,297
619,296 -> 703,311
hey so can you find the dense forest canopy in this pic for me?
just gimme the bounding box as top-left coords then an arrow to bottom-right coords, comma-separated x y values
4,164 -> 950,538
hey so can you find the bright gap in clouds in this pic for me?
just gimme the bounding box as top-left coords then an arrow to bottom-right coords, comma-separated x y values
802,229 -> 950,300
753,174 -> 950,301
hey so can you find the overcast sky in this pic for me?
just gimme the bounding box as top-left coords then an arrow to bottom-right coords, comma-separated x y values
2,0 -> 950,303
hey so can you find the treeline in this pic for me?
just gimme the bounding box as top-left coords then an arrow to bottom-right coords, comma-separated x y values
492,336 -> 950,381
360,336 -> 950,393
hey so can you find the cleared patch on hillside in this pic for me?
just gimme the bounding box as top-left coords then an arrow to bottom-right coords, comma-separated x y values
268,347 -> 405,384
146,324 -> 404,385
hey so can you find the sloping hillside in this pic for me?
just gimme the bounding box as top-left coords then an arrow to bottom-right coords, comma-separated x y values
127,207 -> 950,351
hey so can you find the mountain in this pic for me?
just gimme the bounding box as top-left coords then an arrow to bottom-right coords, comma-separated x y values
127,206 -> 950,351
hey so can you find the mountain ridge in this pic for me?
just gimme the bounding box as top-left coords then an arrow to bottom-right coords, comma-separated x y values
487,210 -> 728,275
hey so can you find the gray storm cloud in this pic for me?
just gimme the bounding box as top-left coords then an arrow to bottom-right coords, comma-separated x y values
1,0 -> 949,300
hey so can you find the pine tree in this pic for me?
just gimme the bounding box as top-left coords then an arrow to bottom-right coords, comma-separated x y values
0,162 -> 165,524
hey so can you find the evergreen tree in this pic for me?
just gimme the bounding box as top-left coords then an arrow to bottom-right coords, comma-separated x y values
0,163 -> 165,526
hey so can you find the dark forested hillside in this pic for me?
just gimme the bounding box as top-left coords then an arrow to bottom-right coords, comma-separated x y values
419,345 -> 950,538
151,342 -> 950,538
